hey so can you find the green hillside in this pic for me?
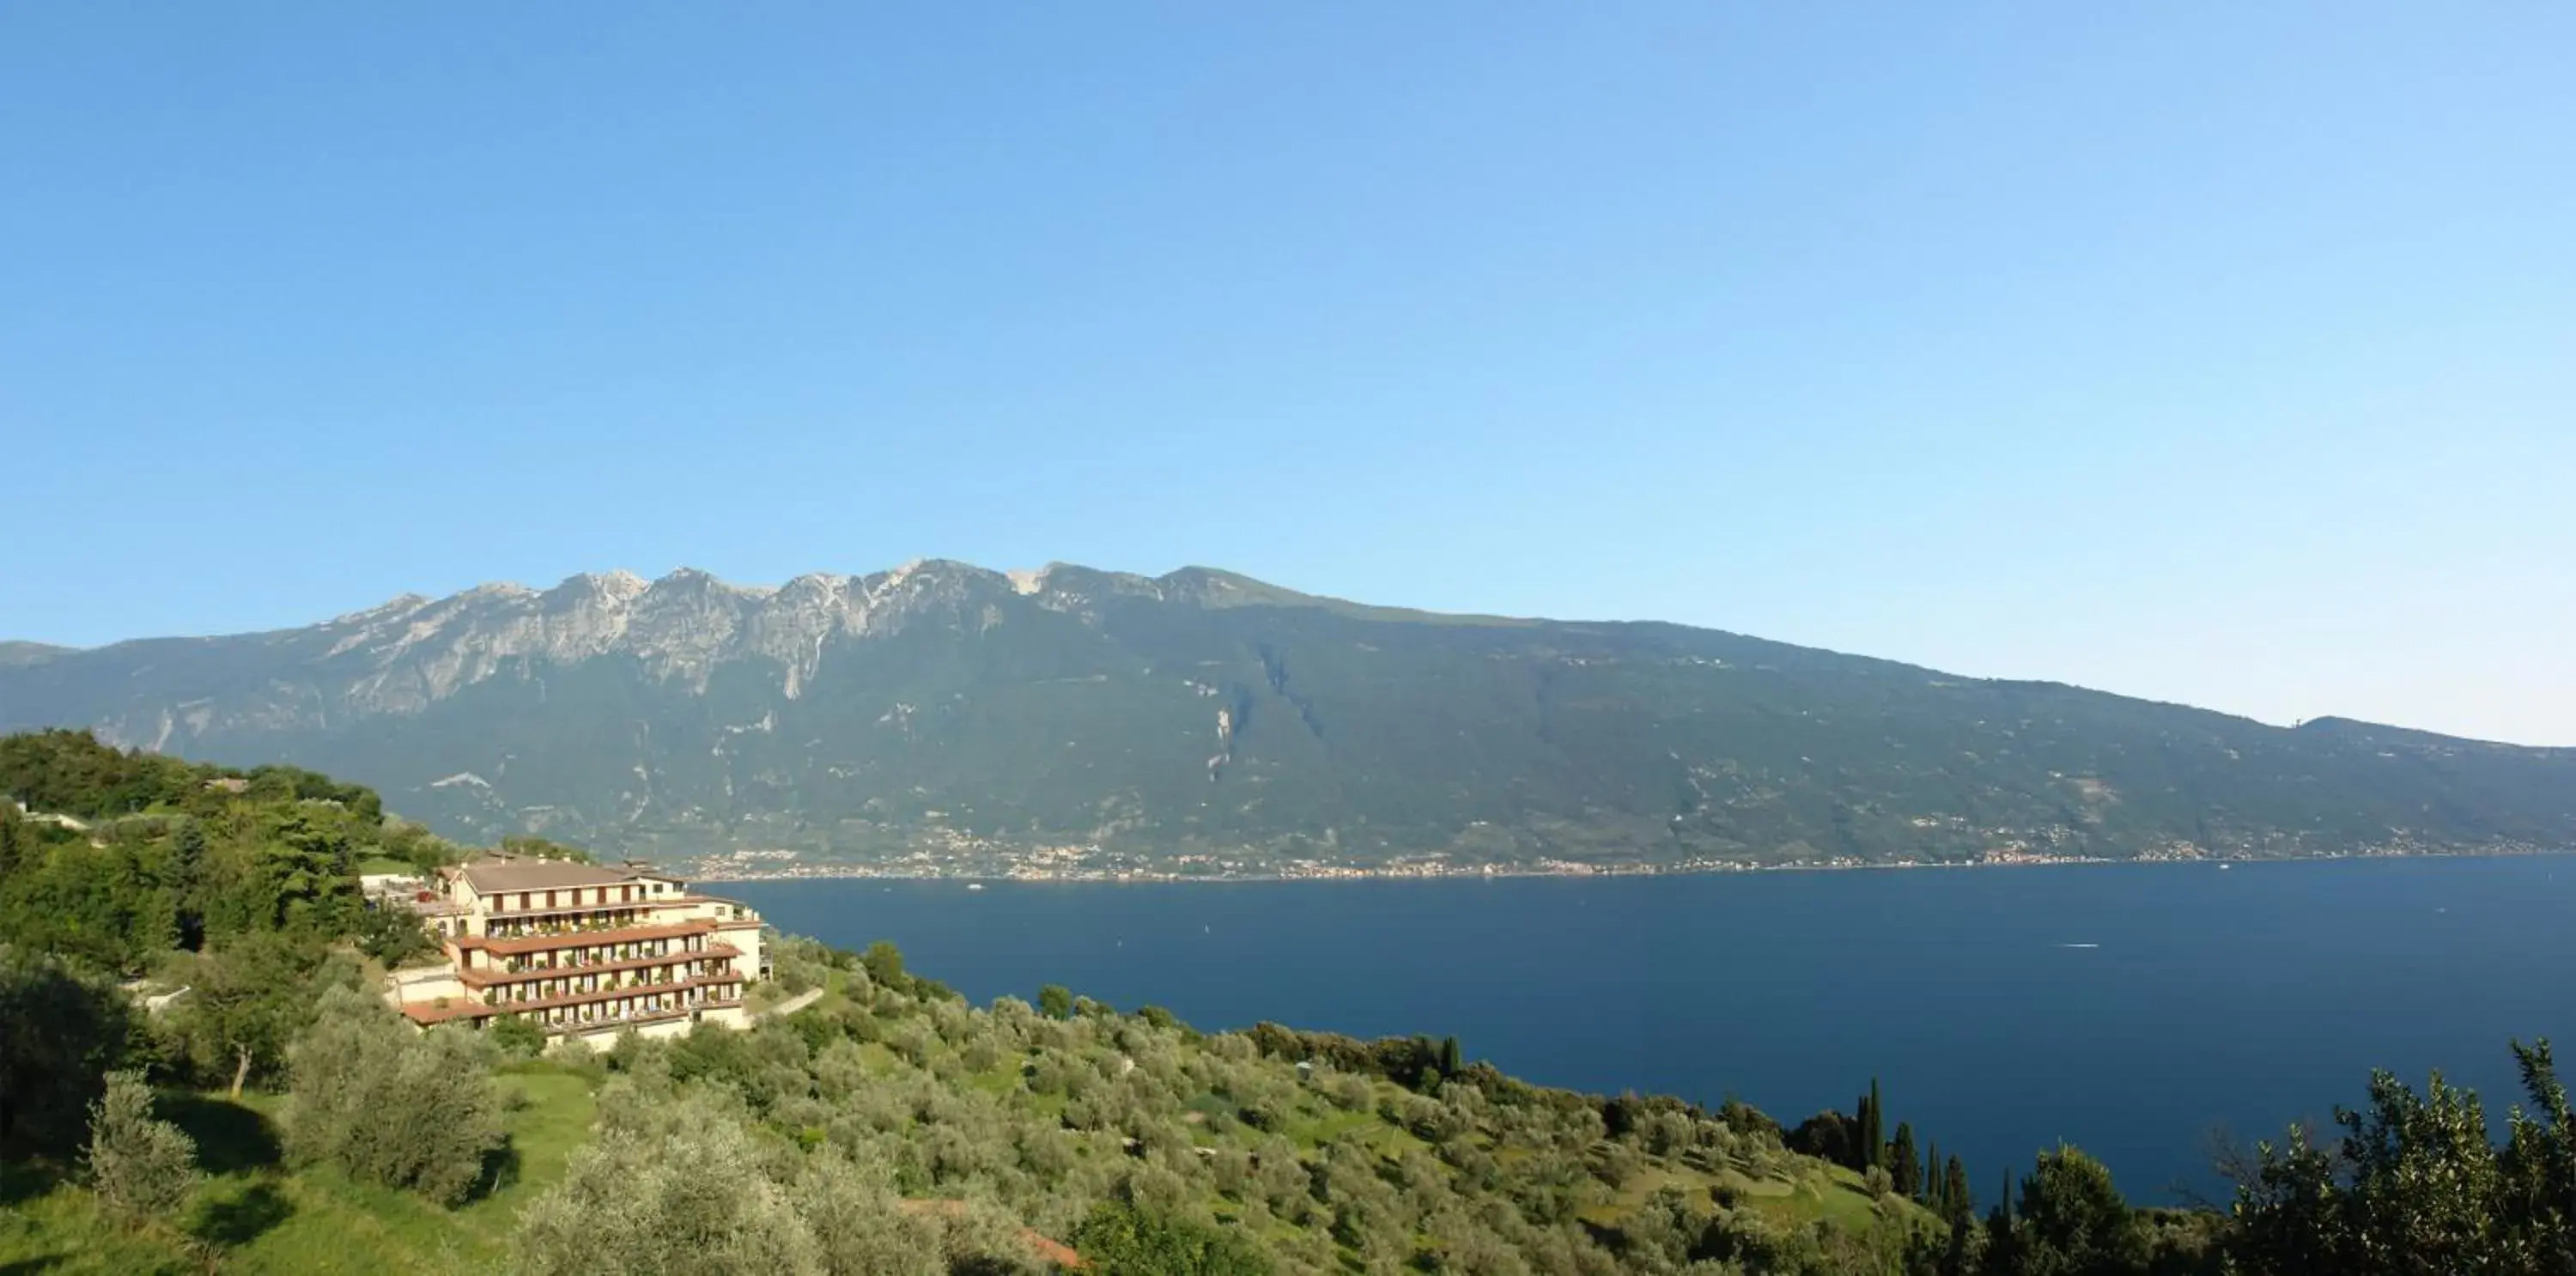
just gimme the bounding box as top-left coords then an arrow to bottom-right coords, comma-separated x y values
3,563 -> 2571,872
10,732 -> 2576,1276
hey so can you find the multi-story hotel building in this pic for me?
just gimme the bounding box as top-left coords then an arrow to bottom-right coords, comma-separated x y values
385,856 -> 768,1046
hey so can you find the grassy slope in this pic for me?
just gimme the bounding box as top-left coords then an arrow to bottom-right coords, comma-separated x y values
0,1066 -> 599,1275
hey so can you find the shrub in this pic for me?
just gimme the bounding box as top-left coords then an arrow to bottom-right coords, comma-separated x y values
282,985 -> 507,1206
1038,984 -> 1075,1020
488,1013 -> 546,1059
1074,1201 -> 1272,1276
86,1070 -> 197,1222
513,1086 -> 822,1275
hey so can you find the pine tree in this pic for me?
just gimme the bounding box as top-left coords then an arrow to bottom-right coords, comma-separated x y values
1891,1121 -> 1921,1198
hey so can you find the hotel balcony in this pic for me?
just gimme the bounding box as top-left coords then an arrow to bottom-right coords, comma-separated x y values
459,943 -> 742,989
456,919 -> 720,958
402,972 -> 744,1027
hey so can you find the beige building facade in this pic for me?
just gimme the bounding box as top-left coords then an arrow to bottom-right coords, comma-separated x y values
387,856 -> 768,1048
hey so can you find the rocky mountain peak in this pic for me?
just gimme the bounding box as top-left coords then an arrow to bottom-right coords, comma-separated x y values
547,570 -> 649,605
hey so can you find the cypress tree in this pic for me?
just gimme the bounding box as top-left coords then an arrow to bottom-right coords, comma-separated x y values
170,817 -> 208,948
1862,1078 -> 1886,1171
1984,1166 -> 2018,1276
1943,1155 -> 1971,1224
1923,1139 -> 1941,1207
1438,1035 -> 1462,1079
1891,1121 -> 1921,1198
1853,1091 -> 1871,1172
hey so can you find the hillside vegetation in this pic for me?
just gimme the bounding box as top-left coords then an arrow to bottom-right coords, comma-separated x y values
9,731 -> 2576,1276
5,562 -> 2573,871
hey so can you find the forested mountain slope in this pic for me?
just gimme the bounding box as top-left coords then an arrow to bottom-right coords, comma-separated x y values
4,561 -> 2570,868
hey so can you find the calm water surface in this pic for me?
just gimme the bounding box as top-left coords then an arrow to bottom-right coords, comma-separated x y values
723,856 -> 2576,1202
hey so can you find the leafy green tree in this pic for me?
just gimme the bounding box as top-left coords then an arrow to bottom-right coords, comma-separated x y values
513,1085 -> 824,1274
251,810 -> 356,934
2007,1145 -> 2146,1276
282,986 -> 506,1206
0,947 -> 134,1155
1039,983 -> 1075,1020
85,1069 -> 198,1223
861,940 -> 908,993
1075,1200 -> 1273,1276
2500,1040 -> 2576,1274
354,902 -> 434,967
1789,1108 -> 1856,1168
0,802 -> 23,879
794,1145 -> 945,1276
2230,1041 -> 2576,1276
177,933 -> 321,1097
488,1013 -> 548,1060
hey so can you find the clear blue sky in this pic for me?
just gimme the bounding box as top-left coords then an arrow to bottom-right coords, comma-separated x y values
3,5 -> 2569,744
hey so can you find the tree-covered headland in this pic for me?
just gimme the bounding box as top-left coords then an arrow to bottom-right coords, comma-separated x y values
4,728 -> 2573,1274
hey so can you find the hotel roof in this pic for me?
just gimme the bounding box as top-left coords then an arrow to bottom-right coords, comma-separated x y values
456,857 -> 655,894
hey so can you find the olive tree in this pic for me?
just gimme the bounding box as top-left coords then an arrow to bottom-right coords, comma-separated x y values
282,984 -> 506,1206
86,1070 -> 198,1223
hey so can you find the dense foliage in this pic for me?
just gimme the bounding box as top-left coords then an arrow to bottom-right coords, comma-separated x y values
2227,1041 -> 2576,1275
579,934 -> 1946,1275
0,731 -> 448,974
0,947 -> 136,1157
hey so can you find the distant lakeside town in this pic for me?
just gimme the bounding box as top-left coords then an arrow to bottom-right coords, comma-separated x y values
688,837 -> 2571,885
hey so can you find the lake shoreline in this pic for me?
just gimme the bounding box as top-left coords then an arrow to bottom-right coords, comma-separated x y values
721,857 -> 2576,1203
696,844 -> 2573,887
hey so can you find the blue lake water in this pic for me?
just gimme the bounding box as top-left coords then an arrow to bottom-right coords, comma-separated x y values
721,856 -> 2576,1203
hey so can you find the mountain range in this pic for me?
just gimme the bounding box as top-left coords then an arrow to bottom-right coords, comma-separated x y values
3,561 -> 2570,872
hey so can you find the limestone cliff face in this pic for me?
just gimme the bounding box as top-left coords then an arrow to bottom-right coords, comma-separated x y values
130,560 -> 1163,734
0,562 -> 1078,758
